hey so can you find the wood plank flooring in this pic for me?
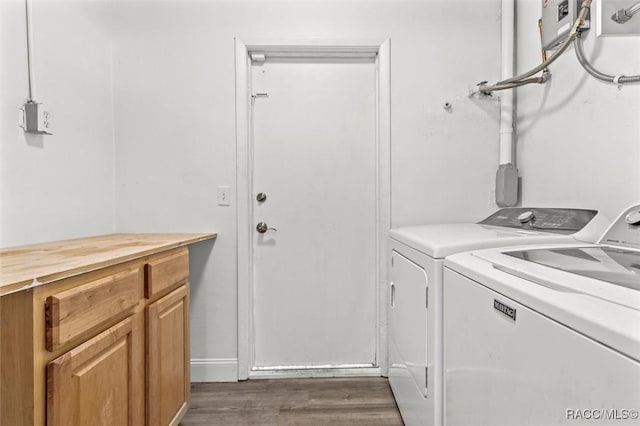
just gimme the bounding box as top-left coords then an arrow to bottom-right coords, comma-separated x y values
180,377 -> 404,425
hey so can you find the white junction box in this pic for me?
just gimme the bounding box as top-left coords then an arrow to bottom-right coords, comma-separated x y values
541,0 -> 590,50
597,0 -> 640,36
21,102 -> 53,135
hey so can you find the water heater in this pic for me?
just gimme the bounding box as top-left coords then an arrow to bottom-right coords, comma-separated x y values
541,0 -> 590,50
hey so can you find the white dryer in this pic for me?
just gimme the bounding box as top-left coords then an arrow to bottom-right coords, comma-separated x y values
388,208 -> 608,426
443,204 -> 640,426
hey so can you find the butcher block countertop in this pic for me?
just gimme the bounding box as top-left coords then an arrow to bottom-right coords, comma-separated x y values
0,232 -> 216,296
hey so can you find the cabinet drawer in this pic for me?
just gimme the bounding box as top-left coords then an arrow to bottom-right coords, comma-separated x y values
145,248 -> 189,298
45,268 -> 141,351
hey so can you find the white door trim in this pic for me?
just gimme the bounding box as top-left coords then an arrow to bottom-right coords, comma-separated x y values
235,38 -> 391,380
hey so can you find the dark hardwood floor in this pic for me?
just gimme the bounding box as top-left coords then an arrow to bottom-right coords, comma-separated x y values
180,377 -> 404,425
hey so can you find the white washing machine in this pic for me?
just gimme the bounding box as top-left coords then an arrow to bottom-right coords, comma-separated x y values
443,204 -> 640,426
388,208 -> 609,426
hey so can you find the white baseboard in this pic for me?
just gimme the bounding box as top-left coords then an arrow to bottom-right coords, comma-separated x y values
191,358 -> 238,382
249,367 -> 382,379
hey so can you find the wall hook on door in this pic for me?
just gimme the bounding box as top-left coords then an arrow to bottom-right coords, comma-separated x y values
251,93 -> 269,105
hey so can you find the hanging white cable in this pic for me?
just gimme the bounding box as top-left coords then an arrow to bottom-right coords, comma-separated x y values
25,0 -> 36,101
20,0 -> 51,135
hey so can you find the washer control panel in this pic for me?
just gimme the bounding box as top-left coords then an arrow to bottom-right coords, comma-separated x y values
625,210 -> 640,225
479,208 -> 598,234
517,211 -> 536,224
600,204 -> 640,250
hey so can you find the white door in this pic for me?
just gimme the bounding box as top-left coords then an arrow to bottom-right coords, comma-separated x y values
250,56 -> 378,371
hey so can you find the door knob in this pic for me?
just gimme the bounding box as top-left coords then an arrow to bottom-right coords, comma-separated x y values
256,222 -> 277,233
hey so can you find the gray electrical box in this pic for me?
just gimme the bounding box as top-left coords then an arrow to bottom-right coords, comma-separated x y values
21,101 -> 53,135
541,0 -> 589,50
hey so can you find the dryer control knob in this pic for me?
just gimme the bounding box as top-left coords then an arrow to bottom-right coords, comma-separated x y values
518,211 -> 535,224
624,210 -> 640,225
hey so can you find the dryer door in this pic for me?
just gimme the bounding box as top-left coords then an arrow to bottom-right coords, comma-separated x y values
389,250 -> 429,397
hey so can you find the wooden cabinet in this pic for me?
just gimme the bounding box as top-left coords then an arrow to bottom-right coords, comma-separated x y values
47,317 -> 140,426
1,263 -> 146,426
146,285 -> 190,426
0,233 -> 215,426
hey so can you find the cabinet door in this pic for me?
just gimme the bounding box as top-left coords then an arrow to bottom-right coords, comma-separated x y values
47,317 -> 138,426
146,284 -> 190,426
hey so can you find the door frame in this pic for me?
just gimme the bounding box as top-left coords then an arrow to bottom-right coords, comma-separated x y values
234,38 -> 391,380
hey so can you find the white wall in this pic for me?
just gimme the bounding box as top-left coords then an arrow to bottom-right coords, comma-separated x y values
4,0 -> 635,384
112,0 -> 502,380
0,0 -> 115,247
515,0 -> 640,220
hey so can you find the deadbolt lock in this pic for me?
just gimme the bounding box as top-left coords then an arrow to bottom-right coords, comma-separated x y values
256,192 -> 267,202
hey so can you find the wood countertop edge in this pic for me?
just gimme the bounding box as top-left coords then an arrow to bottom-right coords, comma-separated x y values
0,232 -> 217,296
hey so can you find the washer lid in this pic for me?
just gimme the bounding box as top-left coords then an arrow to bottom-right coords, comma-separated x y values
390,207 -> 606,258
445,246 -> 640,361
505,247 -> 640,292
473,246 -> 640,311
389,223 -> 575,259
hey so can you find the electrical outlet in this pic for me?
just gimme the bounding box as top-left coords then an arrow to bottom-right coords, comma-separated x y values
217,186 -> 231,206
20,102 -> 53,135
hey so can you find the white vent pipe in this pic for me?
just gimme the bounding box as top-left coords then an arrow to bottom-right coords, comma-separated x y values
495,0 -> 518,207
499,0 -> 515,166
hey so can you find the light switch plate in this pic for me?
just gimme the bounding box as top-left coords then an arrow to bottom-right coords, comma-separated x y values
217,186 -> 231,206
